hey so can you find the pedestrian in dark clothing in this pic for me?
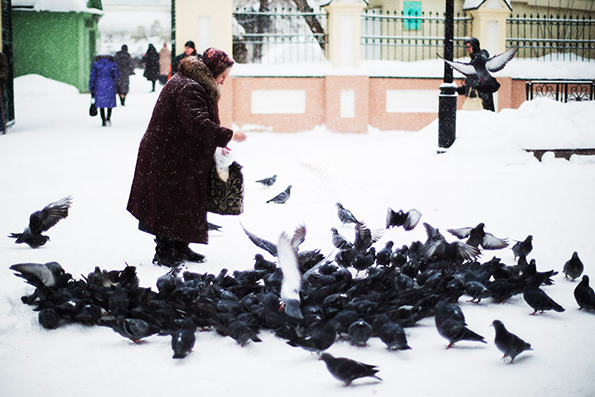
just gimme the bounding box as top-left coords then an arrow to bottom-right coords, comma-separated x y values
171,40 -> 198,76
0,52 -> 9,134
127,48 -> 246,267
456,38 -> 495,112
142,44 -> 160,92
115,44 -> 134,106
89,54 -> 120,127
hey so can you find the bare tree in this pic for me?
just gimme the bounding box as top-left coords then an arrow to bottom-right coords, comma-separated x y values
290,0 -> 326,51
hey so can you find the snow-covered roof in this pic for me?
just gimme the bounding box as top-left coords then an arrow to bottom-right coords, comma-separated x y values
463,0 -> 512,11
12,0 -> 102,13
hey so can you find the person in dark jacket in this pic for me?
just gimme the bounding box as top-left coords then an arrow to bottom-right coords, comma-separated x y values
0,52 -> 8,133
171,40 -> 198,76
89,54 -> 120,127
456,38 -> 495,112
142,44 -> 160,92
127,48 -> 247,267
115,45 -> 134,106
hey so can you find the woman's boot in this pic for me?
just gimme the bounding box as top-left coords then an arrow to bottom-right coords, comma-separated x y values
173,240 -> 206,263
153,236 -> 184,267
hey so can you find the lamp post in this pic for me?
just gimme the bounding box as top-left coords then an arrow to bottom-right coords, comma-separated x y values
437,0 -> 457,152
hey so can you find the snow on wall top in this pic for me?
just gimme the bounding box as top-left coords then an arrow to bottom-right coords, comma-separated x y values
13,0 -> 102,13
463,0 -> 512,11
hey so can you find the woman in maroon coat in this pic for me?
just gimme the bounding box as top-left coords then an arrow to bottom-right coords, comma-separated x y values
127,49 -> 246,267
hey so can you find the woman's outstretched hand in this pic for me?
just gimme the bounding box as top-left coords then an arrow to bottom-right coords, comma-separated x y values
232,130 -> 247,143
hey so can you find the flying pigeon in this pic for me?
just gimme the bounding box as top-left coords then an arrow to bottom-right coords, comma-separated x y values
266,185 -> 292,204
278,229 -> 304,320
320,353 -> 382,386
492,319 -> 532,364
256,174 -> 277,187
447,223 -> 509,250
10,261 -> 72,289
563,251 -> 584,281
386,207 -> 422,231
336,202 -> 359,225
438,46 -> 518,93
9,196 -> 73,248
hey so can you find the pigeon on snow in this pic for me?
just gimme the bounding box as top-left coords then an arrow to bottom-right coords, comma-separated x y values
492,319 -> 532,364
9,196 -> 73,248
256,174 -> 277,187
563,251 -> 584,281
320,353 -> 382,386
266,185 -> 292,204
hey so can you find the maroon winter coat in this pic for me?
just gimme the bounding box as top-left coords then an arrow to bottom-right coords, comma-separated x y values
127,56 -> 233,244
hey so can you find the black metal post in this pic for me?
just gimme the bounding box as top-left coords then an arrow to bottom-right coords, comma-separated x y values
438,0 -> 457,152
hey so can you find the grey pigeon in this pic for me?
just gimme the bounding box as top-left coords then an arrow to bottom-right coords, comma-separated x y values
242,225 -> 278,256
523,277 -> 565,315
563,251 -> 584,281
266,185 -> 292,204
9,196 -> 72,248
256,174 -> 277,187
348,319 -> 372,347
336,202 -> 359,225
320,353 -> 382,386
10,261 -> 72,289
492,319 -> 532,364
100,317 -> 161,343
438,46 -> 518,93
331,227 -> 353,251
574,275 -> 595,311
386,207 -> 422,231
287,320 -> 337,353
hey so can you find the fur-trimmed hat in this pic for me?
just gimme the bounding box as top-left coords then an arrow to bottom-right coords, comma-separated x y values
178,56 -> 220,103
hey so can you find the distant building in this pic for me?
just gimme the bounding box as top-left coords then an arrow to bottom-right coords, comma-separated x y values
12,0 -> 103,93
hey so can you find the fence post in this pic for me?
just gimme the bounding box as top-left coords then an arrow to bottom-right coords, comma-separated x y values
322,0 -> 368,68
465,0 -> 512,56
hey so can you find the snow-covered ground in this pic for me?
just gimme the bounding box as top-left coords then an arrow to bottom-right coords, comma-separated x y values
1,69 -> 595,396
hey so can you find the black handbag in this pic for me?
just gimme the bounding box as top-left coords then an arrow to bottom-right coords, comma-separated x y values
206,161 -> 244,215
89,97 -> 98,117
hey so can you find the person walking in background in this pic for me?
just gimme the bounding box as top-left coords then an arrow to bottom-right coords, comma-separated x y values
456,38 -> 495,112
142,44 -> 160,92
127,48 -> 247,267
171,40 -> 198,76
158,42 -> 171,85
89,52 -> 120,127
0,52 -> 9,134
115,45 -> 134,106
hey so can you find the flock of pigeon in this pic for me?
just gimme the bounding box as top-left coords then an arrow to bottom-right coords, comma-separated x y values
7,190 -> 595,386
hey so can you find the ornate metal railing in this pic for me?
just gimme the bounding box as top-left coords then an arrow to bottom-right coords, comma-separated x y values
526,79 -> 595,102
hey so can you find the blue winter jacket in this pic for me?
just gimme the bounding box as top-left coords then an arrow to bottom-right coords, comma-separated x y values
89,56 -> 120,108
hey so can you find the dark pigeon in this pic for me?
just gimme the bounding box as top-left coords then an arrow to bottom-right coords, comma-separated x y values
385,207 -> 422,231
378,321 -> 411,351
574,275 -> 595,311
447,223 -> 509,250
523,277 -> 565,315
512,235 -> 533,259
563,251 -> 584,281
287,320 -> 337,353
320,353 -> 382,386
336,202 -> 359,225
266,185 -> 292,204
38,308 -> 61,330
170,318 -> 197,359
492,319 -> 532,364
207,222 -> 223,232
434,301 -> 486,349
331,227 -> 353,251
438,46 -> 518,93
256,174 -> 277,187
99,318 -> 162,343
9,196 -> 72,248
242,225 -> 278,257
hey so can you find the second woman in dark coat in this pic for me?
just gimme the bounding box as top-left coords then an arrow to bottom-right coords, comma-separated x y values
127,49 -> 246,267
142,44 -> 160,92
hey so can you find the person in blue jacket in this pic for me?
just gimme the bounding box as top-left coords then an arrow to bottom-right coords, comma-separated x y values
89,54 -> 120,126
